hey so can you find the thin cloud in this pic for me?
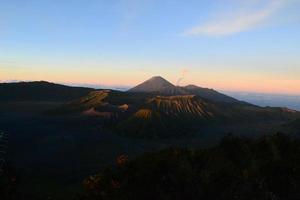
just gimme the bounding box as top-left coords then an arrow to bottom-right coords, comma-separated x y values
183,0 -> 285,37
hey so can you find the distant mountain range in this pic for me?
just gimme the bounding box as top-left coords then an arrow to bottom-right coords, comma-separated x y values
1,77 -> 299,138
47,76 -> 300,138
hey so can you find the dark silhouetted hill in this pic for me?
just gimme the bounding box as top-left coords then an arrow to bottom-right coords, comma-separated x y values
280,118 -> 300,135
0,81 -> 94,102
184,84 -> 243,103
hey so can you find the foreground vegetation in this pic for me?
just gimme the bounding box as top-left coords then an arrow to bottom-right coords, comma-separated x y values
1,133 -> 300,200
82,133 -> 300,200
0,165 -> 18,200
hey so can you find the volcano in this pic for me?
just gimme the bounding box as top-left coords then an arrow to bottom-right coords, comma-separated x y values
128,76 -> 241,103
52,76 -> 300,138
128,76 -> 188,95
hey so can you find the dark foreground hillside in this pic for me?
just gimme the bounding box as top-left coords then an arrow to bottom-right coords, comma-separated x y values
1,133 -> 300,200
82,133 -> 300,200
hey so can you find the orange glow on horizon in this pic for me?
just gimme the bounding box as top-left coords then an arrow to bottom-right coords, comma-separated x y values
1,67 -> 300,95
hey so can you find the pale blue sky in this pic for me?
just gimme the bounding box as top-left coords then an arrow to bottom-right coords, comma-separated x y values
0,0 -> 300,94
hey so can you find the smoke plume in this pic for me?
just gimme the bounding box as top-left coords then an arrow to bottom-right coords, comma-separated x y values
176,69 -> 189,86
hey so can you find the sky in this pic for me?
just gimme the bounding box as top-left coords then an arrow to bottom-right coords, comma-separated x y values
0,0 -> 300,94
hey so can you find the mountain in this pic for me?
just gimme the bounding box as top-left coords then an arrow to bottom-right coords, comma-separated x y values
51,76 -> 300,138
128,76 -> 241,103
128,76 -> 188,95
54,87 -> 300,138
117,95 -> 222,137
52,90 -> 153,114
117,95 -> 300,137
279,118 -> 300,135
288,118 -> 300,130
0,81 -> 94,102
184,85 -> 242,103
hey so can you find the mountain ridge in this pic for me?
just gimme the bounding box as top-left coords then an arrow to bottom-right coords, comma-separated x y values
128,76 -> 189,96
52,89 -> 300,138
2,78 -> 300,138
129,76 -> 243,104
0,81 -> 94,102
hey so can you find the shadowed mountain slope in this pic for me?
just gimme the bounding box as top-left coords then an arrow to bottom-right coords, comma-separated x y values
0,81 -> 94,102
280,118 -> 300,135
51,90 -> 153,115
184,84 -> 242,103
288,119 -> 300,130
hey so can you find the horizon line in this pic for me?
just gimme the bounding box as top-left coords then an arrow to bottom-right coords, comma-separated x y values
1,78 -> 300,96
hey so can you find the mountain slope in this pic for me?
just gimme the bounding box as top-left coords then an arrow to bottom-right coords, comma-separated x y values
128,76 -> 188,95
280,118 -> 300,135
116,95 -> 300,138
116,95 -> 221,137
51,90 -> 153,115
184,85 -> 242,103
128,76 -> 242,103
52,76 -> 300,138
0,81 -> 94,102
288,118 -> 300,130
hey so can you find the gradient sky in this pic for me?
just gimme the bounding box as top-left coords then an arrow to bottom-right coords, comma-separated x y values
0,0 -> 300,94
